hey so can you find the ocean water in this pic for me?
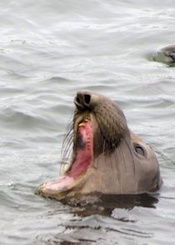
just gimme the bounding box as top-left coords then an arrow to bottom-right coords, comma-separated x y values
0,0 -> 175,244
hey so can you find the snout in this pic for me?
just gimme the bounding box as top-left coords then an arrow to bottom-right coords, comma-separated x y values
74,91 -> 92,111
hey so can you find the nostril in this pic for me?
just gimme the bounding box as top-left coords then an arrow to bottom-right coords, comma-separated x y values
74,93 -> 83,109
84,94 -> 91,105
76,96 -> 81,105
74,91 -> 92,111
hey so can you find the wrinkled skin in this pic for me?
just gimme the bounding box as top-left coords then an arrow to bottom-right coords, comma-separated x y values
38,91 -> 162,201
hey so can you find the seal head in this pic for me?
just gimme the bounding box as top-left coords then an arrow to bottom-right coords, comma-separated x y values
153,45 -> 175,65
38,91 -> 162,201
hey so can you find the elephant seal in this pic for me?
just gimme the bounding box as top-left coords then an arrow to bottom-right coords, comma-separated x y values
38,91 -> 162,201
153,45 -> 175,65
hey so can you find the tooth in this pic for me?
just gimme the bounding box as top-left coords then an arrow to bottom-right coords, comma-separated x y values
79,122 -> 85,127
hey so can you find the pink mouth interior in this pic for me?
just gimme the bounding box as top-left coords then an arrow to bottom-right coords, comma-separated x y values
41,120 -> 93,193
67,119 -> 93,178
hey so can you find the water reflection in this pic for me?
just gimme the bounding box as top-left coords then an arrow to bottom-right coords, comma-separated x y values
40,194 -> 159,244
67,193 -> 159,217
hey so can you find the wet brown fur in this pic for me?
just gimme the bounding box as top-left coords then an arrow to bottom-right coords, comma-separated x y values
38,90 -> 162,200
61,91 -> 162,197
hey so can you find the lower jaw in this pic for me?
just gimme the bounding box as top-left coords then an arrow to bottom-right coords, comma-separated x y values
37,174 -> 85,200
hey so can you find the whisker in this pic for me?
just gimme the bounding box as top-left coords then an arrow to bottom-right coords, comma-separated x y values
62,135 -> 73,162
62,122 -> 73,147
61,114 -> 74,153
123,136 -> 136,177
60,114 -> 74,174
60,141 -> 73,174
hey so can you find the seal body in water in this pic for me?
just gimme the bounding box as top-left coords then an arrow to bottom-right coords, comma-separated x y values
38,91 -> 162,201
153,45 -> 175,64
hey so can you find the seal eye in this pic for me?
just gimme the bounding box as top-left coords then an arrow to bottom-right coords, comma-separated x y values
134,144 -> 145,157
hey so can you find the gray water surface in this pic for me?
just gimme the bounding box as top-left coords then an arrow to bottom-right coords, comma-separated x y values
1,0 -> 175,244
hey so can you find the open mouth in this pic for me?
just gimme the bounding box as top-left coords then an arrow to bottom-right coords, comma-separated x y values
38,119 -> 93,198
67,119 -> 93,178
